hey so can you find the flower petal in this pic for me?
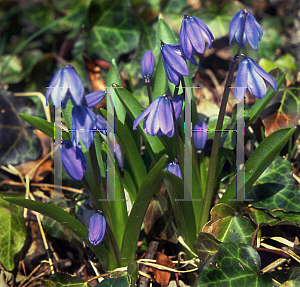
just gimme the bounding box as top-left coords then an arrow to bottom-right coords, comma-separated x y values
247,60 -> 267,99
234,59 -> 248,102
244,14 -> 259,50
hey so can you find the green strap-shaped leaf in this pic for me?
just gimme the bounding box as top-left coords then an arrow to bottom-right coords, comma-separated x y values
19,113 -> 70,140
162,170 -> 197,252
196,243 -> 273,286
120,154 -> 169,266
2,196 -> 117,271
220,127 -> 296,208
101,109 -> 146,189
112,84 -> 167,162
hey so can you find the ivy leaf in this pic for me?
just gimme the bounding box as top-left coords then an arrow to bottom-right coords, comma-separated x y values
87,0 -> 141,62
44,272 -> 90,287
246,157 -> 300,213
95,275 -> 130,287
0,193 -> 26,271
0,90 -> 41,165
196,243 -> 273,286
202,203 -> 255,245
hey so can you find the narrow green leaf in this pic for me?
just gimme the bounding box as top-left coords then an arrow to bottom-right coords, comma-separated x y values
220,127 -> 296,208
107,59 -> 126,124
162,170 -> 197,251
19,113 -> 69,141
120,154 -> 169,266
101,109 -> 146,189
2,196 -> 117,270
152,55 -> 169,100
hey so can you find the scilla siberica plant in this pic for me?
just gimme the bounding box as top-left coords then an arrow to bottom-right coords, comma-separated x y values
5,5 -> 292,286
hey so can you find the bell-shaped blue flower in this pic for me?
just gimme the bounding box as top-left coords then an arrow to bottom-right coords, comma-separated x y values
180,15 -> 214,59
46,64 -> 84,109
234,58 -> 277,102
88,212 -> 106,246
133,93 -> 183,138
58,140 -> 87,181
165,161 -> 182,179
229,10 -> 263,50
193,121 -> 208,151
141,50 -> 155,79
115,144 -> 124,170
160,42 -> 197,85
72,106 -> 97,149
85,90 -> 106,108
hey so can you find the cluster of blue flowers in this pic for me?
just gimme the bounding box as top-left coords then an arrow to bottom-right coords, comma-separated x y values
46,64 -> 107,246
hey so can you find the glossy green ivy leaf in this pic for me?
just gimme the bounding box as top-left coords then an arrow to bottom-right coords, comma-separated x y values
243,205 -> 279,226
193,232 -> 221,269
220,127 -> 296,207
246,157 -> 300,213
269,210 -> 300,224
196,243 -> 273,286
113,85 -> 167,162
19,113 -> 70,141
44,272 -> 89,287
2,196 -> 117,271
0,194 -> 26,271
121,154 -> 169,266
162,170 -> 197,251
202,204 -> 255,245
0,91 -> 41,165
95,275 -> 130,287
87,0 -> 141,62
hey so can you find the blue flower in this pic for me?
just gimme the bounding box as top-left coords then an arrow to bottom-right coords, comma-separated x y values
234,58 -> 277,102
58,140 -> 87,181
96,114 -> 107,136
141,50 -> 155,79
160,42 -> 197,85
133,93 -> 184,138
46,64 -> 84,109
180,15 -> 214,59
85,90 -> 106,108
193,121 -> 208,151
72,106 -> 96,149
115,144 -> 124,170
88,212 -> 106,246
165,161 -> 182,179
229,10 -> 263,50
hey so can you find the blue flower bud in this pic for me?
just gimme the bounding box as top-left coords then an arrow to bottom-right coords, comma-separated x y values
180,15 -> 214,59
229,10 -> 263,50
234,58 -> 277,102
58,140 -> 87,181
141,50 -> 155,79
165,161 -> 182,179
46,64 -> 84,109
115,144 -> 124,170
88,213 -> 106,246
85,90 -> 106,108
193,121 -> 208,151
72,106 -> 97,149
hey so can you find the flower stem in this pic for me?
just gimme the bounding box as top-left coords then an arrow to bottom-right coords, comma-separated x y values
198,11 -> 248,231
146,79 -> 152,104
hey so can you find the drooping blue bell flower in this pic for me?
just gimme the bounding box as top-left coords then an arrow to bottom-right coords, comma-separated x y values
180,15 -> 214,59
72,106 -> 97,149
229,9 -> 263,50
193,121 -> 208,151
234,58 -> 277,102
58,140 -> 87,181
133,93 -> 184,138
160,42 -> 197,85
85,90 -> 106,108
141,50 -> 155,80
96,114 -> 107,136
165,161 -> 182,179
88,212 -> 106,246
46,64 -> 84,109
